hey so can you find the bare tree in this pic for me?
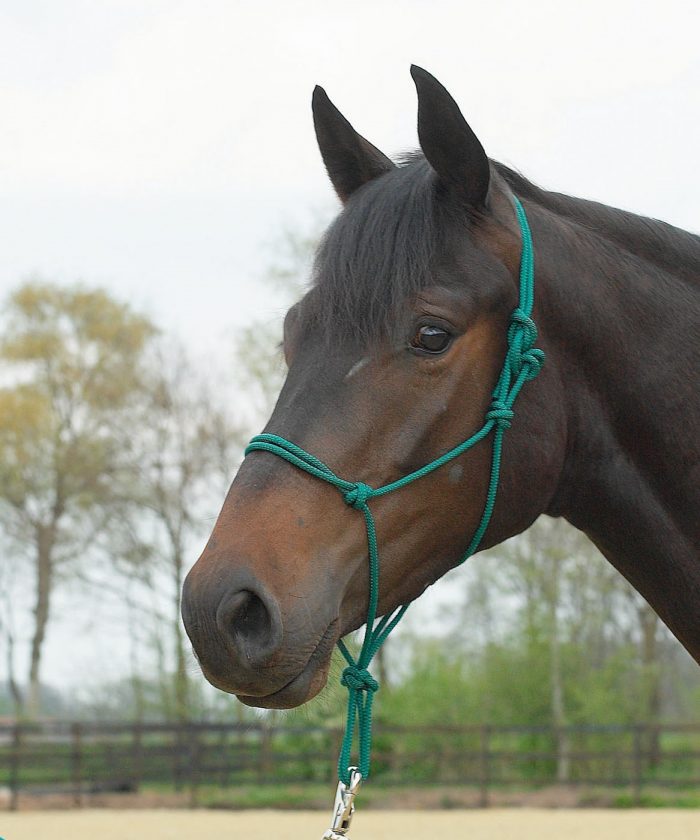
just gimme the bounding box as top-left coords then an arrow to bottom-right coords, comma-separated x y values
129,341 -> 243,720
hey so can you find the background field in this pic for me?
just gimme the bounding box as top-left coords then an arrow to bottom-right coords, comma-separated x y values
3,809 -> 700,840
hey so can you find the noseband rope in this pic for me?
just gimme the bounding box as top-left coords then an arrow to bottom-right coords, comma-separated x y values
245,196 -> 544,798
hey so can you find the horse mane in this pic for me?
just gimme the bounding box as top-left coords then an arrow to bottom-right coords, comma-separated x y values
305,154 -> 700,345
493,162 -> 700,287
307,154 -> 471,344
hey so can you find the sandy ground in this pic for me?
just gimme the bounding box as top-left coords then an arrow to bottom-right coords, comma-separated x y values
2,809 -> 700,840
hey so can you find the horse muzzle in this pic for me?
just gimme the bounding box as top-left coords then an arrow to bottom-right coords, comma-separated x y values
181,559 -> 338,708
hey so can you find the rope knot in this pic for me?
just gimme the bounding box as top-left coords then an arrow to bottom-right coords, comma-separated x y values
519,347 -> 545,380
341,665 -> 379,694
507,308 -> 544,379
343,482 -> 374,510
508,308 -> 537,349
485,400 -> 514,429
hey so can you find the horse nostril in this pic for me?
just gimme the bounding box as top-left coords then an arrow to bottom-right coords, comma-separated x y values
216,588 -> 281,664
230,591 -> 269,643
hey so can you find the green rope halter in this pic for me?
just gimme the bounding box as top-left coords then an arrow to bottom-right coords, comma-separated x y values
245,196 -> 544,787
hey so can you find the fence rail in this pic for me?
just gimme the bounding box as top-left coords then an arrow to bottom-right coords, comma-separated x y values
1,720 -> 700,810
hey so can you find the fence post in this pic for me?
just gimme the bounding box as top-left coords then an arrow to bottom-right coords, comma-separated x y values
478,724 -> 490,808
132,723 -> 143,791
71,722 -> 83,807
8,723 -> 21,811
632,724 -> 643,805
187,724 -> 200,808
172,723 -> 184,792
219,727 -> 230,788
258,724 -> 273,784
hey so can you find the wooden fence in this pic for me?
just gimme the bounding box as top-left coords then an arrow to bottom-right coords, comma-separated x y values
1,720 -> 700,810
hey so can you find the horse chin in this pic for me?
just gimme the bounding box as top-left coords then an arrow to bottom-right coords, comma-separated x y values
236,656 -> 331,710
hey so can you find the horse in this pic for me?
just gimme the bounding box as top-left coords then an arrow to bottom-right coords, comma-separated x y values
181,66 -> 700,717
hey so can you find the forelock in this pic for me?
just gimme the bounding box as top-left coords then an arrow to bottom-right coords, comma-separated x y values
303,154 -> 468,346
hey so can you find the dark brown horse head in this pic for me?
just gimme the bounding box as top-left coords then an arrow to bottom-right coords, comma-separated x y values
181,67 -> 567,709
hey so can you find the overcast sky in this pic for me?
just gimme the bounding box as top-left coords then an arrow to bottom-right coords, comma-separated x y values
1,0 -> 698,350
1,0 -> 698,691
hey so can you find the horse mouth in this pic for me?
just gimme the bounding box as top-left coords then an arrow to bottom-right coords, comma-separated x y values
235,619 -> 339,710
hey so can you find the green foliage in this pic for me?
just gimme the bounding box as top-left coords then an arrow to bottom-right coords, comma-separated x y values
379,637 -> 549,730
0,385 -> 53,508
567,644 -> 645,724
612,791 -> 700,808
2,282 -> 155,392
379,613 -> 696,734
198,784 -> 330,810
0,280 -> 157,523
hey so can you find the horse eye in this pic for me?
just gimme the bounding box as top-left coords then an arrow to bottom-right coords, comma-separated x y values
411,325 -> 452,354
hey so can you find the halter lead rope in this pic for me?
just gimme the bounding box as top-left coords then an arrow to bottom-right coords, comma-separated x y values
245,196 -> 544,805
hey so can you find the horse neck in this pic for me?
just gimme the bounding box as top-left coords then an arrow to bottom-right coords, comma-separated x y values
529,198 -> 700,662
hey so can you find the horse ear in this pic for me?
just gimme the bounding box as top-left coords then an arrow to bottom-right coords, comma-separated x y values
410,65 -> 490,208
312,85 -> 395,203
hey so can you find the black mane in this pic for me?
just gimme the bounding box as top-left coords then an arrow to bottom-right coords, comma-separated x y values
306,154 -> 469,344
303,156 -> 700,345
494,162 -> 700,286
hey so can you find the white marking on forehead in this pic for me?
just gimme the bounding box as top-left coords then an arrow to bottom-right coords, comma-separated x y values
344,357 -> 370,380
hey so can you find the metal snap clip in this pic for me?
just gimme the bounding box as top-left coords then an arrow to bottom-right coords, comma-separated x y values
322,767 -> 363,840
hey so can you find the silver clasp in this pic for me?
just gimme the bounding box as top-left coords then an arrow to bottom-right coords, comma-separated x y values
322,767 -> 363,840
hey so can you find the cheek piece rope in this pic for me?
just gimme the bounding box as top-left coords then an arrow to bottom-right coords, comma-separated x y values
245,196 -> 544,836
